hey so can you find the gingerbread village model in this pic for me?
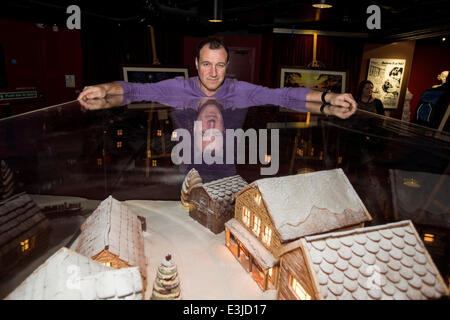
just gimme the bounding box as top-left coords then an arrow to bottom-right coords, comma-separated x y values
4,168 -> 449,300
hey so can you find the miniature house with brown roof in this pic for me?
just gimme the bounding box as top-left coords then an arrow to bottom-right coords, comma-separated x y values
224,169 -> 372,291
278,220 -> 449,300
6,247 -> 143,300
74,196 -> 147,290
187,174 -> 248,234
0,193 -> 50,276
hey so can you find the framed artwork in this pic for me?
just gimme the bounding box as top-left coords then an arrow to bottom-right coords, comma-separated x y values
280,67 -> 347,93
367,58 -> 406,109
122,66 -> 189,83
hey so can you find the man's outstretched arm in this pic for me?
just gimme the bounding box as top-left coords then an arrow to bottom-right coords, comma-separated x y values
77,82 -> 124,100
306,90 -> 357,110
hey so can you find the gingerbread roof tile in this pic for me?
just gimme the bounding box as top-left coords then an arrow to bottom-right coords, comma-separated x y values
199,175 -> 248,216
75,196 -> 146,278
238,168 -> 371,242
301,220 -> 448,300
6,247 -> 143,300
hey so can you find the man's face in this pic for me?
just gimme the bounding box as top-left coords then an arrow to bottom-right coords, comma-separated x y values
196,102 -> 224,151
195,45 -> 228,96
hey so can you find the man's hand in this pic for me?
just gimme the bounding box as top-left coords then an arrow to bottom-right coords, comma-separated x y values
324,104 -> 357,119
77,82 -> 124,101
327,92 -> 357,110
77,85 -> 107,101
305,101 -> 357,119
79,95 -> 124,111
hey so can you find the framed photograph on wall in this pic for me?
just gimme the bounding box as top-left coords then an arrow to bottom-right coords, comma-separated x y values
122,66 -> 189,83
366,58 -> 406,109
280,67 -> 347,93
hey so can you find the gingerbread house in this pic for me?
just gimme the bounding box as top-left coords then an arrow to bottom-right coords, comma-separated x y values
0,193 -> 50,276
6,247 -> 143,300
187,174 -> 248,234
74,196 -> 147,289
278,220 -> 449,300
224,169 -> 372,291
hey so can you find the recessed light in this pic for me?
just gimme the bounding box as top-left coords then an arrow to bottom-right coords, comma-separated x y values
312,0 -> 333,9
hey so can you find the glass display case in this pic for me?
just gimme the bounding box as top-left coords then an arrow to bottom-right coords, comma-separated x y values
0,95 -> 448,300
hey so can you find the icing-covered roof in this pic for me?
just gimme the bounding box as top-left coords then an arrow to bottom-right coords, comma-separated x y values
249,169 -> 370,242
6,247 -> 143,300
225,218 -> 278,269
301,220 -> 449,300
75,196 -> 146,278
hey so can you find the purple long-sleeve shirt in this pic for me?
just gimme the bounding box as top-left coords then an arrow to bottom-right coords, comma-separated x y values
117,77 -> 310,111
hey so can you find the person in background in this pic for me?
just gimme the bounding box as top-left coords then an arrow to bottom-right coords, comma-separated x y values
357,80 -> 384,115
432,70 -> 449,88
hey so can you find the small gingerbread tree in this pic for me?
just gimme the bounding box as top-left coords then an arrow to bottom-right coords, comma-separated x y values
150,254 -> 181,300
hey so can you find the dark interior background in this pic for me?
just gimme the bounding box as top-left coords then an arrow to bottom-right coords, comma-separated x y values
0,0 -> 449,118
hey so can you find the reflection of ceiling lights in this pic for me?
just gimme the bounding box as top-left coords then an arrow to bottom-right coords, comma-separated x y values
312,0 -> 333,9
402,178 -> 421,188
297,168 -> 315,174
209,0 -> 223,23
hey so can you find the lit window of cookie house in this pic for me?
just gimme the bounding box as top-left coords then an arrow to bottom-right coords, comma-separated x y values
225,168 -> 372,292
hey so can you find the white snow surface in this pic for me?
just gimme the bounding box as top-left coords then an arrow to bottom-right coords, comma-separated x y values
255,168 -> 364,241
125,200 -> 277,300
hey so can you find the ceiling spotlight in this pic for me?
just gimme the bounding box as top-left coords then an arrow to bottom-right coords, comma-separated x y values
209,0 -> 223,23
312,0 -> 333,9
442,37 -> 447,42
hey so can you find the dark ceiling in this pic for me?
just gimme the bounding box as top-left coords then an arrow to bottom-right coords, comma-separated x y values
1,0 -> 450,40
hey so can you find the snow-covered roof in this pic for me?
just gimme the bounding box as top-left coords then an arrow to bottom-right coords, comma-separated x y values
75,196 -> 146,278
249,169 -> 370,242
225,218 -> 278,269
301,220 -> 449,300
6,247 -> 143,300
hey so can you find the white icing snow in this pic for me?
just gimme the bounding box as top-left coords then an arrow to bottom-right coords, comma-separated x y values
255,168 -> 364,241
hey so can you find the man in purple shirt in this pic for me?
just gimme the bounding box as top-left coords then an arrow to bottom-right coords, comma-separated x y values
78,38 -> 356,119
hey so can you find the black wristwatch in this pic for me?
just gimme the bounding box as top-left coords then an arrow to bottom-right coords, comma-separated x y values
320,102 -> 329,115
321,91 -> 328,104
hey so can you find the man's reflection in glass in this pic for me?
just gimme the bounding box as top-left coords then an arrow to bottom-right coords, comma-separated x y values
171,97 -> 246,182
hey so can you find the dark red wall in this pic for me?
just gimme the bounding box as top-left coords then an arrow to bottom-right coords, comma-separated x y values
408,43 -> 450,121
0,19 -> 82,108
